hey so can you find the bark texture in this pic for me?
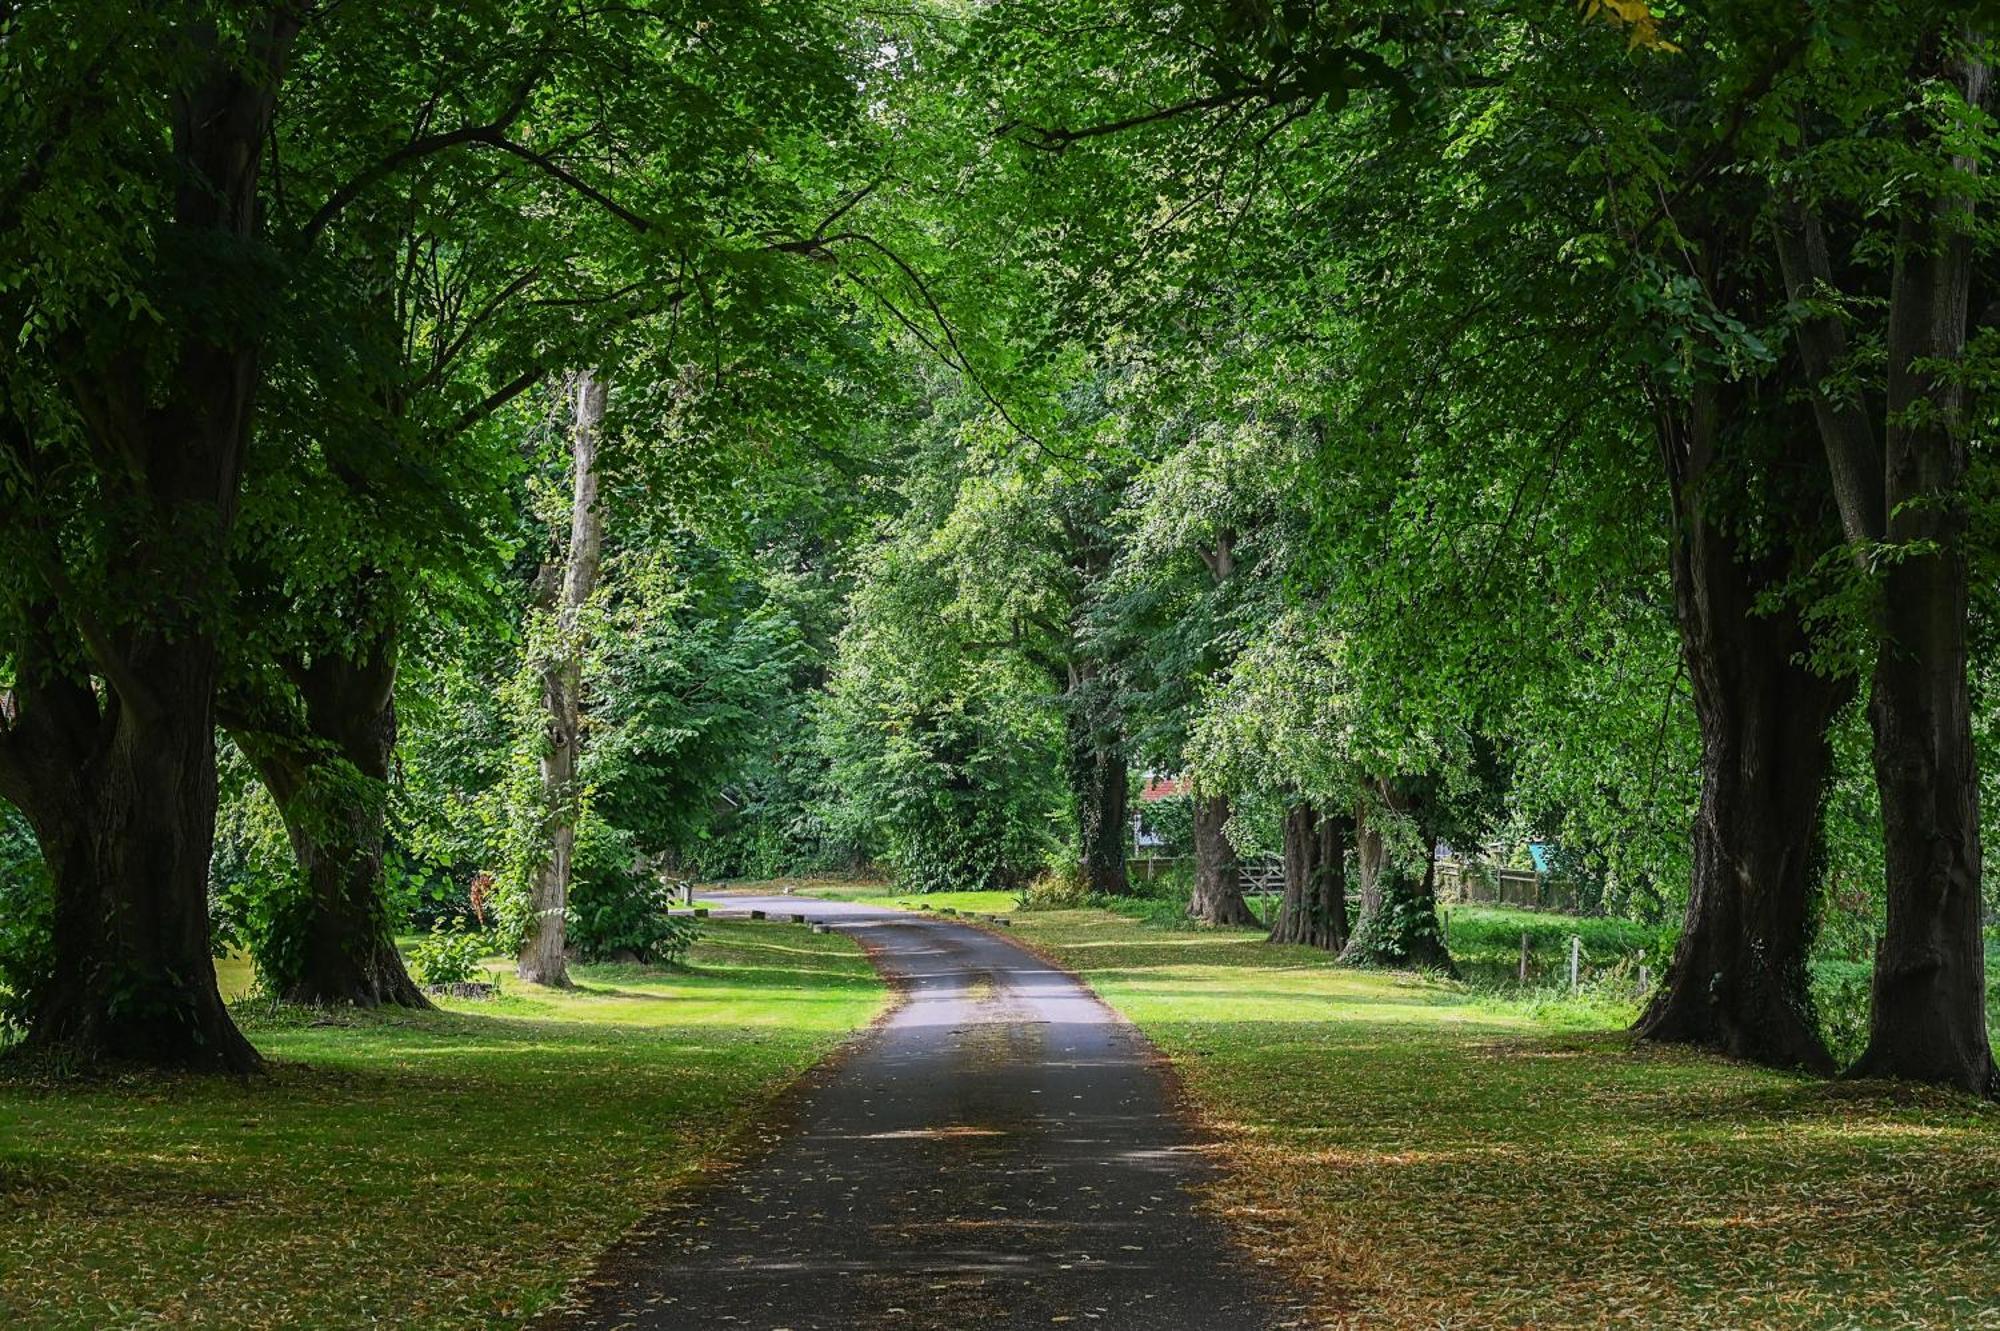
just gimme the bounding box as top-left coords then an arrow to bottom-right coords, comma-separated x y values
1774,38 -> 1996,1094
1850,45 -> 1995,1094
229,626 -> 429,1009
1637,377 -> 1844,1073
0,21 -> 297,1071
518,370 -> 608,987
1188,792 -> 1255,926
1339,785 -> 1450,971
1267,802 -> 1349,951
15,662 -> 260,1072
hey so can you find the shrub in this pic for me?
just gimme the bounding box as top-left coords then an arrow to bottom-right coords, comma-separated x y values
410,920 -> 491,987
568,865 -> 699,965
1017,865 -> 1093,911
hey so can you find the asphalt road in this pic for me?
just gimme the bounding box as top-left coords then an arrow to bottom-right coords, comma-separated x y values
539,894 -> 1283,1331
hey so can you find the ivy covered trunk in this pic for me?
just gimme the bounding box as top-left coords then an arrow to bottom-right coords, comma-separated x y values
1636,382 -> 1842,1074
519,370 -> 608,987
233,628 -> 429,1009
1339,785 -> 1449,970
1267,801 -> 1347,951
1064,662 -> 1129,896
1188,791 -> 1255,925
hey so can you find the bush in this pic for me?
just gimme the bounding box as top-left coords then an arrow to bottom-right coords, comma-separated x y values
568,865 -> 699,965
1017,865 -> 1093,911
409,921 -> 492,987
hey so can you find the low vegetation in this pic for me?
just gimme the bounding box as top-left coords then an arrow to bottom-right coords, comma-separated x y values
0,922 -> 883,1329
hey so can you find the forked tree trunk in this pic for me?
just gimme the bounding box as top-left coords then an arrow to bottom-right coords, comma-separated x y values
1849,45 -> 1996,1094
1188,791 -> 1255,925
518,370 -> 608,987
1065,662 -> 1129,896
1268,802 -> 1349,951
1768,42 -> 1995,1092
231,626 -> 429,1009
1636,384 -> 1843,1074
1339,786 -> 1450,971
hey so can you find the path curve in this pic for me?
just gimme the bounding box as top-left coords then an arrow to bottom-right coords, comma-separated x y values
539,895 -> 1282,1331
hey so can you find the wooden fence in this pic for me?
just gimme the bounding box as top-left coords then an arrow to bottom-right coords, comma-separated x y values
1434,859 -> 1579,914
1134,854 -> 1574,913
1129,854 -> 1285,894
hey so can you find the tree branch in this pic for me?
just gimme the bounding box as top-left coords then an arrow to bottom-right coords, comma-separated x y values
1775,195 -> 1885,546
299,75 -> 538,246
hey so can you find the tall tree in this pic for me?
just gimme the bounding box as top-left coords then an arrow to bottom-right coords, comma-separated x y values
1774,22 -> 1997,1094
0,10 -> 300,1070
518,371 -> 608,988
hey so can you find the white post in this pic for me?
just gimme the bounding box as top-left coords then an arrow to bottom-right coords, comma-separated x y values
1569,935 -> 1582,991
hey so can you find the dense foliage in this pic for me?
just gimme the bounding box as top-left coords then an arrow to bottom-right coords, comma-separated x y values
0,0 -> 1993,1093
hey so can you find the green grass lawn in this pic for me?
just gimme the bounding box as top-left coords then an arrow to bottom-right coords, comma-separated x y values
787,881 -> 1022,917
0,920 -> 885,1330
1002,906 -> 2000,1331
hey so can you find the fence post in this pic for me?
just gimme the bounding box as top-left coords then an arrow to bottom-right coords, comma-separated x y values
1519,930 -> 1531,984
1569,935 -> 1581,991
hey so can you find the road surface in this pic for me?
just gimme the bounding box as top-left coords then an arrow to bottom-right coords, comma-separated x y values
539,894 -> 1282,1331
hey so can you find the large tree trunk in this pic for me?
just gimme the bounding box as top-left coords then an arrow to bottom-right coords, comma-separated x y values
1636,381 -> 1844,1073
15,660 -> 261,1073
518,370 -> 608,987
1339,784 -> 1450,970
0,23 -> 296,1072
1064,662 -> 1129,896
1772,40 -> 1995,1093
1188,791 -> 1255,925
1850,43 -> 1996,1095
1268,801 -> 1348,951
230,625 -> 429,1009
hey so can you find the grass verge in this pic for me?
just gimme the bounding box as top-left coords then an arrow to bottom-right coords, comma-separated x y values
1003,906 -> 2000,1331
0,920 -> 884,1330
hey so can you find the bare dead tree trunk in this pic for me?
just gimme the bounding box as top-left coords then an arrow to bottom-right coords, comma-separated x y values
518,370 -> 607,988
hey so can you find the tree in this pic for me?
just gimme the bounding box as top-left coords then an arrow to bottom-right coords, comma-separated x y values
1770,19 -> 1997,1094
0,10 -> 300,1071
516,372 -> 607,988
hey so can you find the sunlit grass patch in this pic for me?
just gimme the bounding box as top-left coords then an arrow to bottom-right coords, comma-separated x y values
0,920 -> 885,1330
1009,907 -> 2000,1331
781,880 -> 1023,917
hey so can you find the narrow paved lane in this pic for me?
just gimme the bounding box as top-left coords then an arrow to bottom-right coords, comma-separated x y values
540,895 -> 1282,1331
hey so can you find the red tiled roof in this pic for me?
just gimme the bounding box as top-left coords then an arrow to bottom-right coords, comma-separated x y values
1139,775 -> 1187,802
